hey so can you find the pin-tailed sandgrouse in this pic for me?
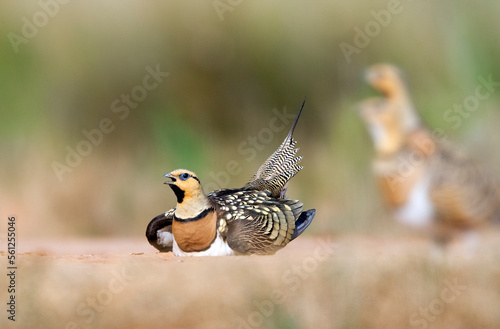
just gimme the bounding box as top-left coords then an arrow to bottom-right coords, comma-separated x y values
359,64 -> 500,247
146,101 -> 316,256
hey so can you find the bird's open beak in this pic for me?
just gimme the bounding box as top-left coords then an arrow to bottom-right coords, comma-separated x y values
163,173 -> 176,185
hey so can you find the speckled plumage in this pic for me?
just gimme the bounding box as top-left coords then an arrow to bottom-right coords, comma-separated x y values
210,189 -> 304,254
360,64 -> 500,248
146,101 -> 315,256
243,101 -> 305,198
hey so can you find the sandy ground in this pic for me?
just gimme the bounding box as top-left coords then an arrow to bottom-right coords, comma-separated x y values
1,235 -> 500,329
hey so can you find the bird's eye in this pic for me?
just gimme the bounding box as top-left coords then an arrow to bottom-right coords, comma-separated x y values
179,173 -> 191,181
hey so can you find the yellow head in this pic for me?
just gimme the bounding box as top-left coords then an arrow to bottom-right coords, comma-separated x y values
164,169 -> 204,204
358,97 -> 405,156
365,63 -> 406,99
365,63 -> 421,133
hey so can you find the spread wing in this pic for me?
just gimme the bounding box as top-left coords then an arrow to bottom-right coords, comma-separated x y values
146,209 -> 175,252
209,189 -> 303,255
243,100 -> 305,198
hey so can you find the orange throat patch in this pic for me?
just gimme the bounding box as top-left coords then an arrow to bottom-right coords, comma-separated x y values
172,209 -> 218,252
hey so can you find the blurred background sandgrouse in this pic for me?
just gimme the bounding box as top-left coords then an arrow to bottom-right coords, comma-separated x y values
359,64 -> 500,250
146,102 -> 316,256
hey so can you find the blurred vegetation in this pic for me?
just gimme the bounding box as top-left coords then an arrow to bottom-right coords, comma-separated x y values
1,0 -> 500,237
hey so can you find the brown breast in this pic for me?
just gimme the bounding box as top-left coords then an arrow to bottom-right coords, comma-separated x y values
376,167 -> 423,207
172,210 -> 218,252
375,129 -> 435,208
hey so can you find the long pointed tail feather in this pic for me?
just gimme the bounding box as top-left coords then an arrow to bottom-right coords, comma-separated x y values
280,98 -> 305,150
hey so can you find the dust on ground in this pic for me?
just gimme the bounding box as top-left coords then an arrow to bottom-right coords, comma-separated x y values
1,235 -> 500,329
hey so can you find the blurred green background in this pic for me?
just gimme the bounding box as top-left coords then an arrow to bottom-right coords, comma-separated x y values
2,0 -> 500,238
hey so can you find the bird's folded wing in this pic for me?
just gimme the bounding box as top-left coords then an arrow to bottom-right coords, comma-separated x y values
211,190 -> 303,254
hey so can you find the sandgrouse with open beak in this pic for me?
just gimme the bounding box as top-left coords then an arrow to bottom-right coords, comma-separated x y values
146,101 -> 316,256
